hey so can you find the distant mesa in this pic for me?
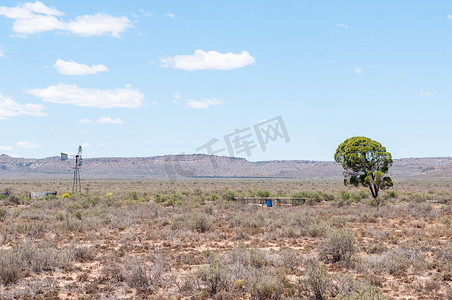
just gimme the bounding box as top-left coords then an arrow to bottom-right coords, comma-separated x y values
0,154 -> 451,178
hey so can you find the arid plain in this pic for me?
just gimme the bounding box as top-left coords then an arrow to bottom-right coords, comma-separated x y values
0,178 -> 451,299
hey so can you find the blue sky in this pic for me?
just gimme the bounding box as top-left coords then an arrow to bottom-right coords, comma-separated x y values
0,1 -> 451,161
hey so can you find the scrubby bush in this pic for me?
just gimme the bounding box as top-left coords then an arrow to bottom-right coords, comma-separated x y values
368,247 -> 425,275
319,229 -> 356,263
123,257 -> 153,292
0,242 -> 73,273
292,191 -> 321,203
308,220 -> 329,237
335,284 -> 385,300
81,196 -> 100,208
191,213 -> 212,233
155,192 -> 182,206
7,195 -> 22,205
73,246 -> 96,262
387,190 -> 398,199
341,191 -> 351,201
350,190 -> 368,202
249,273 -> 284,300
256,190 -> 271,198
0,264 -> 22,285
305,258 -> 332,300
0,207 -> 7,221
222,189 -> 237,201
197,254 -> 228,295
321,193 -> 335,201
194,247 -> 288,298
210,194 -> 220,201
128,191 -> 139,200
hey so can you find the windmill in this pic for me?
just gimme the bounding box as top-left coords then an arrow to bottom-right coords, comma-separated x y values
61,146 -> 83,193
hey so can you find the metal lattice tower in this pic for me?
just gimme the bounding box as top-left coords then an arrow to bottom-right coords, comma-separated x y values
61,146 -> 83,193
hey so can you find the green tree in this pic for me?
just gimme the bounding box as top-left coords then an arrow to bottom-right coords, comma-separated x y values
334,137 -> 393,210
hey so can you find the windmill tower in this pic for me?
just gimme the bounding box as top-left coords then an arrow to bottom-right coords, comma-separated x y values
61,146 -> 83,193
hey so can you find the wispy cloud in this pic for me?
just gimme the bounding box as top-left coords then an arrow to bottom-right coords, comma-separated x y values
79,117 -> 124,124
0,46 -> 4,58
27,83 -> 143,108
420,90 -> 437,97
17,141 -> 41,149
173,92 -> 181,99
54,59 -> 109,75
354,67 -> 363,75
165,13 -> 175,19
0,94 -> 46,119
78,118 -> 92,124
161,50 -> 255,71
97,117 -> 124,124
0,1 -> 131,37
448,15 -> 452,19
139,9 -> 153,18
336,24 -> 349,29
0,146 -> 13,151
185,98 -> 223,109
66,13 -> 131,37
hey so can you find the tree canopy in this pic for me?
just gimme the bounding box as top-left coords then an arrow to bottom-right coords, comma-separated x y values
334,137 -> 393,204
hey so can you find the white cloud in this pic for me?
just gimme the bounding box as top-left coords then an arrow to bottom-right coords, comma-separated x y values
81,143 -> 90,148
448,15 -> 452,19
165,13 -> 175,19
161,50 -> 256,71
420,90 -> 437,97
66,13 -> 131,38
13,14 -> 65,35
54,59 -> 109,75
78,118 -> 92,124
17,141 -> 41,149
27,83 -> 143,108
23,1 -> 64,16
139,9 -> 154,18
0,1 -> 63,19
0,146 -> 13,151
0,94 -> 47,119
185,98 -> 223,109
173,92 -> 181,99
0,2 -> 131,37
354,67 -> 363,74
97,117 -> 124,124
336,24 -> 349,29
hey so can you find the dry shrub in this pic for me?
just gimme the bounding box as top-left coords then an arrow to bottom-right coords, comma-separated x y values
191,213 -> 212,233
368,247 -> 425,275
305,258 -> 332,300
193,247 -> 287,298
0,260 -> 22,285
73,246 -> 96,262
7,195 -> 22,205
319,229 -> 356,263
123,257 -> 153,292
